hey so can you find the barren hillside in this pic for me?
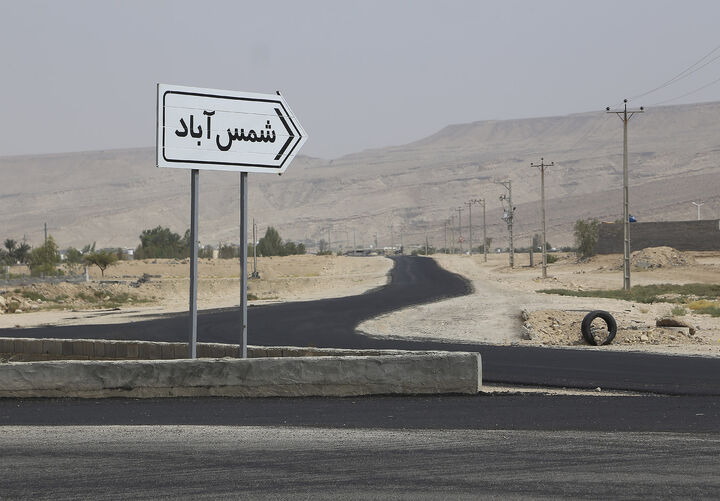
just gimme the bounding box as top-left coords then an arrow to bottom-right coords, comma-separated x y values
1,101 -> 719,250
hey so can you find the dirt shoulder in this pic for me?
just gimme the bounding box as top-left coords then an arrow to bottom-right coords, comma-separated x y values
0,255 -> 392,328
358,251 -> 720,357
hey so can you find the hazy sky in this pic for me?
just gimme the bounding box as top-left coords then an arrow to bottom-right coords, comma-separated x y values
2,0 -> 720,159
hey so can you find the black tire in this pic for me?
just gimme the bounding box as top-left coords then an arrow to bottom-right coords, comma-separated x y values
581,310 -> 617,346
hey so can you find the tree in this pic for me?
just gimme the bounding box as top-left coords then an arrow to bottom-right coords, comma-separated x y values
318,239 -> 329,254
198,246 -> 214,259
29,236 -> 60,276
257,227 -> 283,256
64,247 -> 84,273
219,244 -> 237,259
2,239 -> 30,264
14,242 -> 31,264
65,247 -> 83,264
4,239 -> 16,255
84,250 -> 119,277
574,219 -> 600,258
134,226 -> 189,259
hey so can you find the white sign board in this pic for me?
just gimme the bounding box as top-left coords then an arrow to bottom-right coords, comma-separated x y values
156,84 -> 307,174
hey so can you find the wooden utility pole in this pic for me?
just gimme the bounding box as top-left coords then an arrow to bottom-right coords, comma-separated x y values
531,157 -> 554,278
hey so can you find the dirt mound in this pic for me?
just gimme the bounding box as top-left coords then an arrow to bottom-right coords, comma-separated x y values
522,309 -> 703,346
630,246 -> 695,270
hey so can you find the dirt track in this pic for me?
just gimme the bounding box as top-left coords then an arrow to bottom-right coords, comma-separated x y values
358,250 -> 720,357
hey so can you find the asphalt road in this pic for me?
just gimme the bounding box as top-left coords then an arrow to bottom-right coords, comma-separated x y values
2,425 -> 719,500
1,395 -> 719,499
3,256 -> 720,498
3,255 -> 720,394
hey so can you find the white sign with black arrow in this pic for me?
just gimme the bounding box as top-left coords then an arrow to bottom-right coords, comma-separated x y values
156,83 -> 307,360
157,84 -> 307,174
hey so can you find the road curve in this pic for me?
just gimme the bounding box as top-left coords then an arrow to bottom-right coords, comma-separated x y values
3,256 -> 720,395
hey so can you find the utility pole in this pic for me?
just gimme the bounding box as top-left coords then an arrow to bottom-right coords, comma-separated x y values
353,229 -> 357,251
692,201 -> 705,221
468,199 -> 483,256
44,222 -> 47,246
498,180 -> 515,268
607,99 -> 644,290
479,198 -> 487,262
531,157 -> 554,278
251,218 -> 258,278
455,207 -> 464,253
327,227 -> 332,254
449,213 -> 455,254
444,219 -> 448,254
465,201 -> 473,254
425,235 -> 429,256
389,224 -> 394,253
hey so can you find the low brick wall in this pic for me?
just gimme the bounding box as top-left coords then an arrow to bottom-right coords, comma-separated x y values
596,220 -> 720,254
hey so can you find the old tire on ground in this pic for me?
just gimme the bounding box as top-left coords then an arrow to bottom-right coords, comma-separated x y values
581,310 -> 617,346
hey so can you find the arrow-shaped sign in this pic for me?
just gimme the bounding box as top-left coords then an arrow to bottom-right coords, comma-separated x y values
156,84 -> 307,174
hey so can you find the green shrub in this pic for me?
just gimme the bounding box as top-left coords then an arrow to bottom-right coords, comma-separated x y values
670,305 -> 687,316
573,219 -> 600,258
20,290 -> 48,302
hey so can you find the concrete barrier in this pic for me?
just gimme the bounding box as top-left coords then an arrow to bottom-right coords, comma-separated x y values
0,337 -> 481,398
0,337 -> 432,361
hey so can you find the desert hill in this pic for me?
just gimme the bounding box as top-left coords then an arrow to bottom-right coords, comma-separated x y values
1,101 -> 719,250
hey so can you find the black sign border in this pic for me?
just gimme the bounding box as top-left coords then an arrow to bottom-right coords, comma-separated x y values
162,90 -> 303,169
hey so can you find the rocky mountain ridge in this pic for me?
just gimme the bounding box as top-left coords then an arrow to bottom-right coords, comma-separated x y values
1,100 -> 719,250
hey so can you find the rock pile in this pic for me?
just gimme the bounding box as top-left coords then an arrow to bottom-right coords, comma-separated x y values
630,246 -> 695,270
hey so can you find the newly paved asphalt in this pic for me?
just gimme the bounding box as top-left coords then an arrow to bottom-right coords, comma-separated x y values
3,255 -> 720,395
1,395 -> 719,499
1,424 -> 719,499
3,256 -> 720,498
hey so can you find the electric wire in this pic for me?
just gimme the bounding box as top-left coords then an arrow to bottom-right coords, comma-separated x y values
648,74 -> 720,106
629,42 -> 720,102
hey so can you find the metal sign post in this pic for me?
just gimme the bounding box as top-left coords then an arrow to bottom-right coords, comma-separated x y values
156,84 -> 307,359
240,172 -> 248,358
188,169 -> 199,357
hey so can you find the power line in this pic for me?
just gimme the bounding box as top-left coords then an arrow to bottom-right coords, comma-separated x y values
629,42 -> 720,102
648,73 -> 720,106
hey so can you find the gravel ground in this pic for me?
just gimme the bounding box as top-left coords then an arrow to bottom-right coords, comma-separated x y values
359,252 -> 720,357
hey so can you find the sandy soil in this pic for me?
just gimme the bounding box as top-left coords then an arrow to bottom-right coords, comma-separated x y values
358,250 -> 720,357
0,255 -> 391,328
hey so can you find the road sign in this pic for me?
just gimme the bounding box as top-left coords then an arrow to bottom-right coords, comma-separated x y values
156,84 -> 307,174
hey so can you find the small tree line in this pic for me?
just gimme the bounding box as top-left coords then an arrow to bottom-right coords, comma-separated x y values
2,224 -> 308,279
133,225 -> 305,259
0,237 -> 119,277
